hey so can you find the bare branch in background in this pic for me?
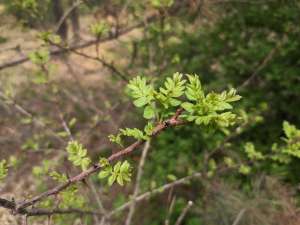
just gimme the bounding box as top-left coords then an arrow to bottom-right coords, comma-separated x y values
0,91 -> 65,143
125,140 -> 151,225
0,13 -> 158,71
55,0 -> 83,34
164,196 -> 176,225
232,208 -> 247,225
108,172 -> 202,218
238,40 -> 283,90
0,198 -> 103,217
174,201 -> 194,225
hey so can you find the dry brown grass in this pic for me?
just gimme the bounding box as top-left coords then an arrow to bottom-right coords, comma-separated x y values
201,176 -> 300,225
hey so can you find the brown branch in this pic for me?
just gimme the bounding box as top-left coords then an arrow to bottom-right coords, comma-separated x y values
0,0 -> 192,71
12,108 -> 184,213
49,41 -> 129,82
1,169 -> 197,218
0,198 -> 103,217
0,14 -> 158,71
0,91 -> 64,143
0,161 -> 234,218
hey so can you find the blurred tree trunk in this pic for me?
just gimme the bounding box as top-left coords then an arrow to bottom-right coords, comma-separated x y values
53,0 -> 68,41
69,0 -> 81,42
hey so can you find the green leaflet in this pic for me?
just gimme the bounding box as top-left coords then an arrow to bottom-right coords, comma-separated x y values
0,160 -> 8,181
109,127 -> 149,147
144,105 -> 155,119
127,76 -> 155,108
156,72 -> 186,108
181,75 -> 241,128
98,160 -> 132,186
244,142 -> 265,160
66,141 -> 91,171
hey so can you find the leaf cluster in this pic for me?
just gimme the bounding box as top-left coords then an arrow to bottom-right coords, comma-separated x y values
66,141 -> 91,171
127,73 -> 241,128
28,49 -> 50,65
90,22 -> 109,38
109,124 -> 153,146
271,121 -> 300,162
182,75 -> 241,127
98,159 -> 132,186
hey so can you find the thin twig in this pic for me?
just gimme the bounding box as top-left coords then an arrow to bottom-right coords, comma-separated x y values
0,91 -> 64,143
0,1 -> 190,71
59,112 -> 74,140
0,171 -> 198,218
174,201 -> 193,225
238,41 -> 282,90
88,178 -> 106,214
55,0 -> 83,34
49,40 -> 129,82
164,196 -> 176,225
108,172 -> 202,218
232,208 -> 247,225
125,140 -> 151,225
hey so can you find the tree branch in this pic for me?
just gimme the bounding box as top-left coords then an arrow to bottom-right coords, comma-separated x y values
174,200 -> 193,225
55,0 -> 83,34
0,14 -> 158,71
125,140 -> 151,225
1,170 -> 198,218
10,109 -> 184,213
0,198 -> 103,217
49,41 -> 129,82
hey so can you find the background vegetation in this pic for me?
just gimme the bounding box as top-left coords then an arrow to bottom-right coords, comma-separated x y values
0,0 -> 299,225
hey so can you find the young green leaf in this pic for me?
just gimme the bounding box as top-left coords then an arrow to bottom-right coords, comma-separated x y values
66,141 -> 91,171
0,160 -> 8,181
127,76 -> 154,108
98,169 -> 111,179
120,128 -> 148,140
156,72 -> 185,108
144,105 -> 155,119
185,75 -> 204,102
